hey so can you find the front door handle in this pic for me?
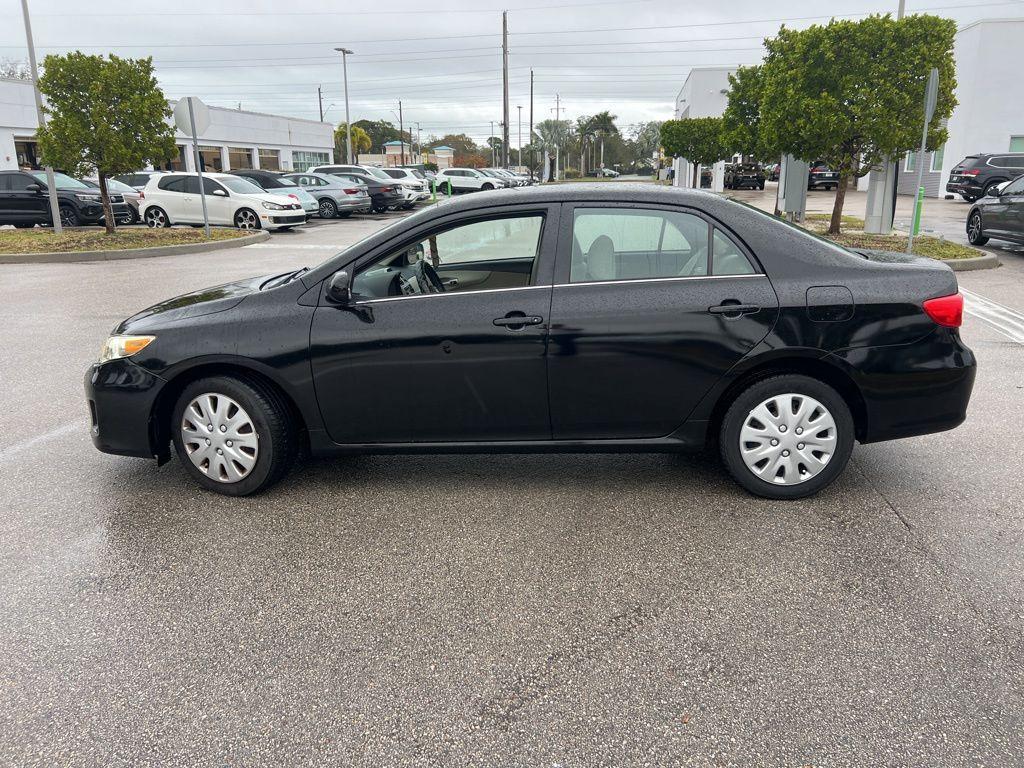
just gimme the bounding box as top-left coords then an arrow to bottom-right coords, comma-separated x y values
493,313 -> 544,329
708,302 -> 760,316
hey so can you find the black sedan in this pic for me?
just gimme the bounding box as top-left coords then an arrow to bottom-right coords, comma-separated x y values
85,184 -> 975,500
966,173 -> 1024,247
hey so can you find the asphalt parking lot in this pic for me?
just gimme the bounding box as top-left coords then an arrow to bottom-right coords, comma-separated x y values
2,206 -> 1024,766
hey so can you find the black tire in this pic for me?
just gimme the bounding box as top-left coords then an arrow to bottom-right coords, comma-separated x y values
318,198 -> 338,218
719,374 -> 854,500
13,222 -> 35,229
144,206 -> 170,228
481,182 -> 494,191
59,205 -> 79,227
967,210 -> 989,245
234,208 -> 261,230
758,182 -> 765,190
981,181 -> 1003,198
171,375 -> 297,496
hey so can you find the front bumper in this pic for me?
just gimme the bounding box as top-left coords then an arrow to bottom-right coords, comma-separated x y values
76,201 -> 133,224
262,211 -> 307,228
85,359 -> 166,459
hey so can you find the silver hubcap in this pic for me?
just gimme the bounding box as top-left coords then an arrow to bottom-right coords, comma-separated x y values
739,393 -> 837,486
181,393 -> 259,483
236,210 -> 258,229
319,200 -> 334,216
146,210 -> 165,228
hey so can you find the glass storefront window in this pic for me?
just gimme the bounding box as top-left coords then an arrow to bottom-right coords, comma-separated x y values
292,150 -> 331,172
164,146 -> 188,172
14,140 -> 40,169
228,147 -> 254,170
196,146 -> 224,172
258,149 -> 281,171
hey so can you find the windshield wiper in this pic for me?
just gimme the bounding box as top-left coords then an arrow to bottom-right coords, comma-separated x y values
285,266 -> 310,283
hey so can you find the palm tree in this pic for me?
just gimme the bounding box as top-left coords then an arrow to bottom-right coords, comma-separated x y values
589,111 -> 619,170
533,119 -> 574,179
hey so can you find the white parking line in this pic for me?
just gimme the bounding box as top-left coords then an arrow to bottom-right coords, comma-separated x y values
961,289 -> 1024,344
0,422 -> 81,465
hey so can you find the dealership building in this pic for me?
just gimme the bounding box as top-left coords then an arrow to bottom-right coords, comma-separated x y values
1,78 -> 335,174
669,18 -> 1024,198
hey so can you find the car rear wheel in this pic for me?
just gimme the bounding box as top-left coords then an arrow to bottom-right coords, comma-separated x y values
318,198 -> 338,218
234,208 -> 260,230
481,183 -> 494,191
171,376 -> 297,496
967,211 -> 989,245
14,222 -> 35,229
144,206 -> 170,228
720,374 -> 854,500
981,181 -> 1003,198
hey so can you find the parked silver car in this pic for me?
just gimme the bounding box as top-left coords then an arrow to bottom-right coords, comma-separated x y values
84,177 -> 143,224
282,172 -> 372,218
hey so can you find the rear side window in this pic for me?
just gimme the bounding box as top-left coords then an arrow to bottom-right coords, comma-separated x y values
2,173 -> 38,191
570,208 -> 710,282
158,176 -> 189,192
990,155 -> 1024,169
712,229 -> 755,275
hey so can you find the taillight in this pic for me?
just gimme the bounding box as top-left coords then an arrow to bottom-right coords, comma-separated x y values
923,293 -> 963,328
961,169 -> 980,176
344,188 -> 358,195
139,190 -> 145,199
382,186 -> 392,192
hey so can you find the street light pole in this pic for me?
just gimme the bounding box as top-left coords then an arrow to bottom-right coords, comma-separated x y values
334,48 -> 354,163
20,0 -> 62,234
517,105 -> 522,168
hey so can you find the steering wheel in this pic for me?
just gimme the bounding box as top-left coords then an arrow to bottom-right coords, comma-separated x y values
413,259 -> 445,293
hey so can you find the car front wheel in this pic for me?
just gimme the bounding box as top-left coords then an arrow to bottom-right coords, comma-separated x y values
234,208 -> 260,230
967,211 -> 989,245
144,207 -> 170,228
171,375 -> 297,496
719,374 -> 854,500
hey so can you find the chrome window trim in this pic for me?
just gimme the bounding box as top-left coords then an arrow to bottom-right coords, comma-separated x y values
554,273 -> 767,289
352,273 -> 766,305
354,284 -> 550,305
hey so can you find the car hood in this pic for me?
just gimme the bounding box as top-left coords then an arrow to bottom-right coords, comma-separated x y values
114,274 -> 268,331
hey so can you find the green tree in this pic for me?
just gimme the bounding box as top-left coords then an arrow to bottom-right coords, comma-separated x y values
427,133 -> 483,159
334,123 -> 371,162
36,52 -> 176,234
589,110 -> 619,169
722,65 -> 775,162
628,121 -> 663,171
758,14 -> 957,233
353,119 -> 404,150
660,117 -> 728,187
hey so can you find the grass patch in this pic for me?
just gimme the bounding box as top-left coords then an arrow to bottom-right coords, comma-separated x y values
0,227 -> 251,255
801,216 -> 980,260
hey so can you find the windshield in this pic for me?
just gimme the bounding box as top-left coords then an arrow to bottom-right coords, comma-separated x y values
219,176 -> 266,195
103,178 -> 135,193
366,167 -> 392,181
410,169 -> 425,179
32,171 -> 89,189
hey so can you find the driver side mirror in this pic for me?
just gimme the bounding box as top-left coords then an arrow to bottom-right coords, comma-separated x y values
25,183 -> 43,193
328,270 -> 352,303
212,188 -> 227,197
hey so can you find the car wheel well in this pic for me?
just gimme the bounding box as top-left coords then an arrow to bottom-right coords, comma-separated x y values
150,363 -> 308,462
707,357 -> 868,447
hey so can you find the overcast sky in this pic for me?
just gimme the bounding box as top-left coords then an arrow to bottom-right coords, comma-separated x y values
2,0 -> 1021,145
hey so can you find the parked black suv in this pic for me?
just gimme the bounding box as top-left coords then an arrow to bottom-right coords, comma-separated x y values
0,170 -> 51,227
947,153 -> 1024,202
724,163 -> 766,190
807,162 -> 839,190
29,171 -> 132,227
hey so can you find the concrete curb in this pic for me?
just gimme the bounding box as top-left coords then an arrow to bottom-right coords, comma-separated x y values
943,252 -> 1000,271
0,229 -> 270,265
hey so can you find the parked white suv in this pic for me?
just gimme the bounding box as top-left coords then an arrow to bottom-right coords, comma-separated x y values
139,173 -> 307,230
381,167 -> 431,207
435,168 -> 498,193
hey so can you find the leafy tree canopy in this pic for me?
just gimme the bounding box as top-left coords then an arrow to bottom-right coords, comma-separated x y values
352,119 -> 407,150
334,123 -> 372,160
757,14 -> 957,231
427,133 -> 483,158
661,117 -> 728,184
722,65 -> 775,161
36,52 -> 176,233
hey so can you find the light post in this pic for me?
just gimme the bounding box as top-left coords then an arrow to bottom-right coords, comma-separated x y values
517,105 -> 522,169
334,48 -> 354,163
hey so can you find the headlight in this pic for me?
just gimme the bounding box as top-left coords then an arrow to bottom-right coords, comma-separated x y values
262,201 -> 287,210
99,335 -> 155,364
75,193 -> 102,202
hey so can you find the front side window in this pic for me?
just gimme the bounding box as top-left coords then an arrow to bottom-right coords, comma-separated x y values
570,208 -> 710,282
352,215 -> 544,300
1001,175 -> 1024,195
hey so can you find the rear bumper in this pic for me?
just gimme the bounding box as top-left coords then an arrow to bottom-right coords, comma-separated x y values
85,359 -> 165,459
946,180 -> 983,196
830,328 -> 976,444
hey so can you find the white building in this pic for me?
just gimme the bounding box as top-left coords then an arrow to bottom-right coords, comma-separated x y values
901,18 -> 1024,197
0,78 -> 335,173
670,66 -> 738,189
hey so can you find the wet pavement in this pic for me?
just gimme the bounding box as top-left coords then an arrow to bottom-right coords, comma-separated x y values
1,205 -> 1023,766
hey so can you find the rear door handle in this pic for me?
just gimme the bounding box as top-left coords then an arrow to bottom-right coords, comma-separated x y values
493,314 -> 544,328
708,302 -> 760,316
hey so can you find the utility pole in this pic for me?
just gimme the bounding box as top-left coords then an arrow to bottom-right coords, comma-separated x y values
398,100 -> 405,165
20,0 -> 61,234
490,120 -> 496,166
414,121 -> 422,162
501,11 -> 510,167
334,48 -> 354,162
529,69 -> 534,178
317,86 -> 324,122
551,95 -> 564,180
517,105 -> 522,168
